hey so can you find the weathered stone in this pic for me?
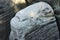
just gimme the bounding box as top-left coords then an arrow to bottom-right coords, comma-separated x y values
9,2 -> 59,40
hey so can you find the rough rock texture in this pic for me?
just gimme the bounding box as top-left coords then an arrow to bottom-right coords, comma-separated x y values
25,0 -> 60,38
9,2 -> 59,40
10,0 -> 60,39
0,0 -> 15,40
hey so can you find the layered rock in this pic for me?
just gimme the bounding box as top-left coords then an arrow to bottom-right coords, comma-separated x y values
0,0 -> 15,40
10,2 -> 59,40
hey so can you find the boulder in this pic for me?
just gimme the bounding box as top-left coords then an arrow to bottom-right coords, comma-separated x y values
9,2 -> 59,40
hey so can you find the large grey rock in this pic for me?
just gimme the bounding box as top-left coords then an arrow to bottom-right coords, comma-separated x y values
9,2 -> 59,40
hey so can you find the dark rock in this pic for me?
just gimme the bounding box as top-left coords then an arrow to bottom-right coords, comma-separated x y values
0,0 -> 15,40
54,7 -> 60,38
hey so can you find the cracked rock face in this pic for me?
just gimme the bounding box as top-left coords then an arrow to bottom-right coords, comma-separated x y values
9,2 -> 59,40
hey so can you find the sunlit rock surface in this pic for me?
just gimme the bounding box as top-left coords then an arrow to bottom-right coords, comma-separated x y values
9,2 -> 59,40
10,0 -> 27,13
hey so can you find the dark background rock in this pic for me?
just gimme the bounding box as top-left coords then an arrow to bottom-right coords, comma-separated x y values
54,7 -> 60,38
0,0 -> 15,40
25,0 -> 60,9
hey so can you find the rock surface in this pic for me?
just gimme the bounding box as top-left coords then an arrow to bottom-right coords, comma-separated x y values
0,0 -> 15,40
9,2 -> 59,40
54,7 -> 60,38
